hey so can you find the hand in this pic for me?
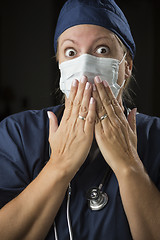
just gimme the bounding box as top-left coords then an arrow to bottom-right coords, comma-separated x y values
93,76 -> 138,174
48,76 -> 96,178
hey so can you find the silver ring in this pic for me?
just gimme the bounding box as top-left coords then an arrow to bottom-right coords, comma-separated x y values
100,114 -> 108,121
79,115 -> 86,121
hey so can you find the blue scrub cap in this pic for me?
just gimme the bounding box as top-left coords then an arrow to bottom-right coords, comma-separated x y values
54,0 -> 136,59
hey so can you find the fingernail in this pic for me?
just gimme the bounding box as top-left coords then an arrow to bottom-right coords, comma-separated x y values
85,82 -> 90,90
95,76 -> 102,83
72,79 -> 78,87
93,84 -> 96,91
81,75 -> 86,83
47,111 -> 51,119
90,97 -> 95,104
103,80 -> 109,88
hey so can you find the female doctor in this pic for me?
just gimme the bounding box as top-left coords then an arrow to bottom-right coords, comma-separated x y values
0,0 -> 160,239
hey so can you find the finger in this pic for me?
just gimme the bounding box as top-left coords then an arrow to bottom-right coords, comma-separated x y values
63,79 -> 79,121
94,76 -> 126,128
84,97 -> 96,134
66,79 -> 79,104
71,76 -> 88,117
102,80 -> 127,126
47,111 -> 58,145
92,83 -> 106,120
127,108 -> 137,134
78,82 -> 92,124
94,76 -> 117,124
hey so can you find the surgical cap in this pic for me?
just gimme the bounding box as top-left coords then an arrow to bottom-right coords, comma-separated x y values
54,0 -> 136,59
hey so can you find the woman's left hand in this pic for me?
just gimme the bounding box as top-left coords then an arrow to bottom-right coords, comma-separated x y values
93,76 -> 139,175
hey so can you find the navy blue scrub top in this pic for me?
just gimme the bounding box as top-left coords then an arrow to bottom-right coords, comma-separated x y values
0,105 -> 160,240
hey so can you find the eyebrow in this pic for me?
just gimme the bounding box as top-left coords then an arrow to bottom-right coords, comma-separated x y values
60,36 -> 113,47
60,39 -> 78,47
94,36 -> 113,43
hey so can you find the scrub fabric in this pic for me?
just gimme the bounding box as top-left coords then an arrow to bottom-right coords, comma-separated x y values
0,105 -> 160,240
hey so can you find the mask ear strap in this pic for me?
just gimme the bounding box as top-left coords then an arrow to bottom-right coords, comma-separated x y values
119,52 -> 127,65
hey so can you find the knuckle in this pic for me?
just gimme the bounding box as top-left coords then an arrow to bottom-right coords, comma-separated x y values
97,105 -> 104,114
122,119 -> 128,127
110,133 -> 117,143
95,117 -> 100,124
117,110 -> 124,120
73,98 -> 81,106
112,118 -> 121,129
103,98 -> 111,106
80,105 -> 88,114
67,99 -> 73,108
86,116 -> 94,124
112,98 -> 118,106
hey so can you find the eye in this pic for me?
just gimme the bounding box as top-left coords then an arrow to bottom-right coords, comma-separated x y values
96,46 -> 109,55
65,48 -> 77,57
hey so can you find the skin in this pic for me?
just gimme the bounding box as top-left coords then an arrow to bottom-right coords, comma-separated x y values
0,24 -> 159,240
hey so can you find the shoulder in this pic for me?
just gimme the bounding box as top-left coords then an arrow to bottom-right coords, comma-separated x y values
136,112 -> 160,147
0,105 -> 62,125
0,105 -> 63,133
136,113 -> 160,187
136,112 -> 160,133
136,112 -> 160,149
0,105 -> 64,160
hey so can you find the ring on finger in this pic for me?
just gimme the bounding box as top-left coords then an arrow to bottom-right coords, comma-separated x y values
79,115 -> 86,121
100,114 -> 108,121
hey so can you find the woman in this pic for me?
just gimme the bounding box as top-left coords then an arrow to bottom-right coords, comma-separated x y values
0,0 -> 160,239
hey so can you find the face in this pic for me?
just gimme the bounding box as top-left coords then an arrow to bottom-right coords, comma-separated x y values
58,24 -> 132,89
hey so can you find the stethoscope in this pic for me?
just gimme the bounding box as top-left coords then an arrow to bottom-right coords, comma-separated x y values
86,164 -> 112,211
54,164 -> 112,240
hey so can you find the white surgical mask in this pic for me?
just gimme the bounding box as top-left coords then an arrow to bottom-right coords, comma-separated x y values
59,53 -> 126,98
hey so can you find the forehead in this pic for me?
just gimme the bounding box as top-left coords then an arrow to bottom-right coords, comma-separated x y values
58,24 -> 117,46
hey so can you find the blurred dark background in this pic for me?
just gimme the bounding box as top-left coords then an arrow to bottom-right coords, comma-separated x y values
0,0 -> 160,121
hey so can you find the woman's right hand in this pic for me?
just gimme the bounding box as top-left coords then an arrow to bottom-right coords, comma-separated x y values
47,76 -> 96,179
